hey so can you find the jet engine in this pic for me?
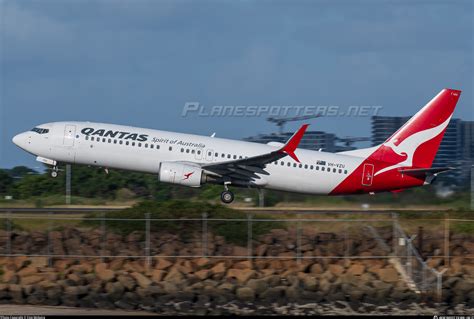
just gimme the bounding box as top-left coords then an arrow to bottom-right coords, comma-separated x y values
158,162 -> 206,187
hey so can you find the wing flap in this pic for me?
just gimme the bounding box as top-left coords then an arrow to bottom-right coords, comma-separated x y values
202,124 -> 309,184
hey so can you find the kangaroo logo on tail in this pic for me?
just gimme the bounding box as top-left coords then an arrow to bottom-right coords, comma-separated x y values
370,89 -> 461,176
374,115 -> 452,176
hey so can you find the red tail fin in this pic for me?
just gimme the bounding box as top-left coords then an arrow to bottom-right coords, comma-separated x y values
371,89 -> 461,175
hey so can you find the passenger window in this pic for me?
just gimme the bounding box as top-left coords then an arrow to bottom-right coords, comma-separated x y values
181,148 -> 184,153
85,136 -> 89,141
304,164 -> 308,169
299,164 -> 302,168
191,149 -> 195,154
221,154 -> 225,158
281,162 -> 284,166
150,144 -> 154,149
108,139 -> 112,143
344,170 -> 348,174
233,155 -> 237,159
126,141 -> 130,146
138,143 -> 142,147
333,168 -> 336,173
119,140 -> 123,145
316,166 -> 319,170
186,149 -> 190,153
145,144 -> 148,148
102,138 -> 106,142
215,152 -> 218,157
169,147 -> 173,151
90,137 -> 94,141
321,167 -> 325,171
197,150 -> 200,155
310,165 -> 314,170
287,162 -> 291,167
227,154 -> 231,159
156,145 -> 160,149
114,140 -> 117,144
132,142 -> 136,146
293,163 -> 297,167
338,169 -> 342,174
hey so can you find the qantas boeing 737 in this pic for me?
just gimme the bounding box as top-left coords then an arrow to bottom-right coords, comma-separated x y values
12,89 -> 461,204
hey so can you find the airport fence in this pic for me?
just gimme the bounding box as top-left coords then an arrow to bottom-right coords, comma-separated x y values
0,211 -> 469,300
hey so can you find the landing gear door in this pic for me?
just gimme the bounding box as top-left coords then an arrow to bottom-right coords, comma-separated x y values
63,125 -> 76,147
362,164 -> 374,187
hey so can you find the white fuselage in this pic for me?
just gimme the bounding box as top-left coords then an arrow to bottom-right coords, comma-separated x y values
13,121 -> 367,195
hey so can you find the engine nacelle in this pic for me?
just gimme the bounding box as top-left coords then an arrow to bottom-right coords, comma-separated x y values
158,162 -> 204,187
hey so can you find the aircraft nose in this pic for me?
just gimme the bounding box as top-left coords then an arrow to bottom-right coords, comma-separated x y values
12,132 -> 28,148
12,134 -> 21,146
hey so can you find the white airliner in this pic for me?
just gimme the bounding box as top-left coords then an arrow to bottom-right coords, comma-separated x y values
13,89 -> 461,204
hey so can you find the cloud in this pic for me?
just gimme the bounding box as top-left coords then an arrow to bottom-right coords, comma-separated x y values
0,0 -> 472,168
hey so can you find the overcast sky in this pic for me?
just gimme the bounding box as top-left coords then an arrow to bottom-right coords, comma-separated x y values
0,0 -> 472,169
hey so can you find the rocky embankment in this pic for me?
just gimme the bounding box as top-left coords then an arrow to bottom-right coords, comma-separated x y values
0,226 -> 472,314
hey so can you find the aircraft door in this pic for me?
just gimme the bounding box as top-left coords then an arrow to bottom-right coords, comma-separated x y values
63,125 -> 76,147
205,149 -> 214,162
195,148 -> 203,160
361,164 -> 374,186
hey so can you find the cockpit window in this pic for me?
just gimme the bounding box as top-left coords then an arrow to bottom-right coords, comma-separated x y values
31,127 -> 49,134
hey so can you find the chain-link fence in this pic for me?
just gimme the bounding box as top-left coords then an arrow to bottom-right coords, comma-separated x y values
392,217 -> 446,300
0,211 -> 469,300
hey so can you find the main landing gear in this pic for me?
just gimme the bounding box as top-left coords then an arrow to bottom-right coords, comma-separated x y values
51,166 -> 59,178
220,183 -> 234,204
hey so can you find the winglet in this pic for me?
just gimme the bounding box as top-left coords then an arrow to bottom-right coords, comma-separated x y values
279,124 -> 309,162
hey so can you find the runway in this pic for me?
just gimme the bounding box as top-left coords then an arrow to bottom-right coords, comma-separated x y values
0,206 -> 450,215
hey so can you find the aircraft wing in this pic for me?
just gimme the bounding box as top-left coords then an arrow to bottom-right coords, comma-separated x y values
201,124 -> 309,184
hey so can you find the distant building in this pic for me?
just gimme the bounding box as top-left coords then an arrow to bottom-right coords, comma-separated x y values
371,116 -> 474,185
243,131 -> 353,153
371,116 -> 409,146
461,121 -> 474,161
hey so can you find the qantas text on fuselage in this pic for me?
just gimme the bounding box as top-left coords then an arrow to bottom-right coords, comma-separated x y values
12,89 -> 461,204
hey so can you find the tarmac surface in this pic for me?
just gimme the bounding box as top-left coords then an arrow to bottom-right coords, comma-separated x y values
0,305 -> 155,316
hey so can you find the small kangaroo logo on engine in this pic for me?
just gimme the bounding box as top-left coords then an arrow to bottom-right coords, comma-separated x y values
183,171 -> 194,180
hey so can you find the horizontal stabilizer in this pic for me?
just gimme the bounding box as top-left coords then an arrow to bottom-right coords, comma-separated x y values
399,167 -> 454,177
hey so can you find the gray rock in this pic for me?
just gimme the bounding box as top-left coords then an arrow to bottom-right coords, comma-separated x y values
117,275 -> 136,291
285,286 -> 300,301
302,276 -> 318,291
247,279 -> 268,295
61,294 -> 78,307
260,286 -> 285,301
64,285 -> 89,296
115,300 -> 136,310
236,287 -> 255,302
105,281 -> 125,299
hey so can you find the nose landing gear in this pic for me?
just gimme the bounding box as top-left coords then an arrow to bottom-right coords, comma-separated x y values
220,182 -> 234,204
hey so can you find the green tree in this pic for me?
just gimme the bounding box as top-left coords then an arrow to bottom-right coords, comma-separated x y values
0,170 -> 14,195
